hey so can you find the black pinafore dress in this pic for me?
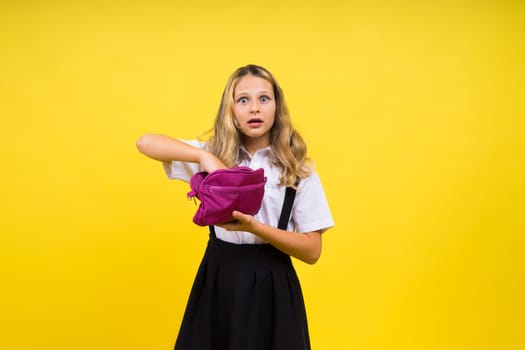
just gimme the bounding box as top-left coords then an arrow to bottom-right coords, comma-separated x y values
174,186 -> 311,350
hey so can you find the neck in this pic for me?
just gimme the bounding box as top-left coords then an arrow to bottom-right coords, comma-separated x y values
242,137 -> 270,156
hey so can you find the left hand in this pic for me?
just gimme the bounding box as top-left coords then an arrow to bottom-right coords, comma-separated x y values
218,211 -> 259,233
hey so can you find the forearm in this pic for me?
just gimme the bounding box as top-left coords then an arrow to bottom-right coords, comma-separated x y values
221,212 -> 323,264
253,223 -> 322,264
136,133 -> 227,171
136,133 -> 203,162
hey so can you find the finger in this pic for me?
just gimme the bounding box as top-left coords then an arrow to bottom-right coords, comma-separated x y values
232,210 -> 247,221
218,221 -> 242,231
218,223 -> 235,231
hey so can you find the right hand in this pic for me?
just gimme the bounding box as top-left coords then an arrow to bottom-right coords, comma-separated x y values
199,150 -> 227,173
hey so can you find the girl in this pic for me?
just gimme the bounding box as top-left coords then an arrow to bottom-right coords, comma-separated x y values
136,64 -> 334,350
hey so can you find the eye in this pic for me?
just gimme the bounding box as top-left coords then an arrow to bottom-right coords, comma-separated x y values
237,97 -> 249,104
260,95 -> 271,103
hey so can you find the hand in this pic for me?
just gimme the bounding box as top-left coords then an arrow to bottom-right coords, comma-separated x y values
218,211 -> 259,233
199,151 -> 227,173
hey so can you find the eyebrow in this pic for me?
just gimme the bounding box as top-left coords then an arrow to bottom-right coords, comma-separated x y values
235,90 -> 273,96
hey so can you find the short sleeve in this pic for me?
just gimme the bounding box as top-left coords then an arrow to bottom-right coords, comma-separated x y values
162,139 -> 206,182
292,172 -> 334,233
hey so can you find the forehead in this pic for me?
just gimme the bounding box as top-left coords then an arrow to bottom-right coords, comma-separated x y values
234,74 -> 273,95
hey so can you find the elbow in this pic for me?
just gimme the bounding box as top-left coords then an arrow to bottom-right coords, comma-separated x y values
136,134 -> 154,155
301,232 -> 322,265
304,252 -> 321,265
303,246 -> 322,265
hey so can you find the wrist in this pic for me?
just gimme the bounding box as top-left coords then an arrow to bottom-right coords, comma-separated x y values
250,220 -> 267,237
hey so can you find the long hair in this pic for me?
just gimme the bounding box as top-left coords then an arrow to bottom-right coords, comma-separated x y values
207,64 -> 312,187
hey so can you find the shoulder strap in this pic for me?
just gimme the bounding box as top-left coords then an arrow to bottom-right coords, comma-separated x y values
278,182 -> 298,230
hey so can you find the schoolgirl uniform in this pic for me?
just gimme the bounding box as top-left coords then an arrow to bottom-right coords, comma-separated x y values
164,140 -> 334,350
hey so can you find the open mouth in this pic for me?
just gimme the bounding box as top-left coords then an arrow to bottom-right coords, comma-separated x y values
248,118 -> 263,125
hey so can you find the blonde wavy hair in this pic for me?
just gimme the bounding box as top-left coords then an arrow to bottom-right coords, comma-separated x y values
207,64 -> 312,187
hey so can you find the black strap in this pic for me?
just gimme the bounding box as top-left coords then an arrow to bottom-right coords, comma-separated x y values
277,185 -> 297,230
209,183 -> 298,237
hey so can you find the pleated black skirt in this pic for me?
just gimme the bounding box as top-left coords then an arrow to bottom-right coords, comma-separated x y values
174,234 -> 311,350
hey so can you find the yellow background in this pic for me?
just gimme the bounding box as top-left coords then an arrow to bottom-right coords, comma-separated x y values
1,0 -> 524,349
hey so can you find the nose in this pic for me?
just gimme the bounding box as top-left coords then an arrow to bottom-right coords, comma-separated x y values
250,100 -> 260,114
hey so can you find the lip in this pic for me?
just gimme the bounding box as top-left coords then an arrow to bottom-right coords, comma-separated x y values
247,118 -> 263,127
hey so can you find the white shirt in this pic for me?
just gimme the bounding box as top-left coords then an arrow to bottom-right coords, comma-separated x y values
163,140 -> 334,244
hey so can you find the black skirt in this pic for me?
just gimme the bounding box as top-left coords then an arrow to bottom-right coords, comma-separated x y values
174,234 -> 311,350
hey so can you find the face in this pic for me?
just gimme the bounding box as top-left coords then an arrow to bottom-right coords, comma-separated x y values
232,74 -> 276,149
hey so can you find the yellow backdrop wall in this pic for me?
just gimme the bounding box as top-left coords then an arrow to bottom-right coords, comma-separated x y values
1,1 -> 524,349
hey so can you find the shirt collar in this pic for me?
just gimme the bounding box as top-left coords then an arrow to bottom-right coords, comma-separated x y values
239,145 -> 274,160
